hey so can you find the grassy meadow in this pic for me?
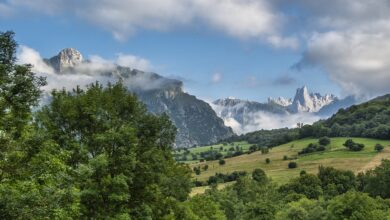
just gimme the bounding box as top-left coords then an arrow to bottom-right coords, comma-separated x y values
190,137 -> 390,195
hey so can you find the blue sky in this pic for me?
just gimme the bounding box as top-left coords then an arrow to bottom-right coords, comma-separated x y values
1,0 -> 389,101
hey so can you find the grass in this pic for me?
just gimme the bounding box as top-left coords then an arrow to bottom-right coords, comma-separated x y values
190,137 -> 390,193
174,141 -> 253,161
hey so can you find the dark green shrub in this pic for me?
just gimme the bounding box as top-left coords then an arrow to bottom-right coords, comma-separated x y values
288,161 -> 298,169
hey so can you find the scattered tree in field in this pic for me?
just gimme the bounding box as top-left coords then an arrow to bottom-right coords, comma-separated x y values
193,167 -> 201,175
203,164 -> 209,171
288,162 -> 298,169
283,155 -> 288,160
265,158 -> 271,164
375,143 -> 384,152
261,147 -> 269,154
219,159 -> 226,165
318,136 -> 331,146
343,139 -> 365,151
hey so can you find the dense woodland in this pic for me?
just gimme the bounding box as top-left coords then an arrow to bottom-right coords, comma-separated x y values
1,32 -> 390,219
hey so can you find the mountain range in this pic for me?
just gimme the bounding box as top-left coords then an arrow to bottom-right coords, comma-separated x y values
211,86 -> 357,134
41,48 -> 357,147
43,48 -> 233,147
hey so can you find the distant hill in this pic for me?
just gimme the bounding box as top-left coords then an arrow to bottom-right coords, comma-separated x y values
317,94 -> 390,139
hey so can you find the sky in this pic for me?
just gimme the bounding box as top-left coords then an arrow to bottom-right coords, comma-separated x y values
1,0 -> 390,102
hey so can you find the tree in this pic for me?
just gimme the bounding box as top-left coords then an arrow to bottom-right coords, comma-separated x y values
374,143 -> 384,152
279,174 -> 323,199
327,191 -> 388,220
35,82 -> 192,219
0,32 -> 81,219
261,147 -> 269,154
203,164 -> 209,171
265,158 -> 271,164
362,159 -> 390,198
343,139 -> 364,151
288,162 -> 297,169
275,198 -> 326,220
317,166 -> 356,197
252,168 -> 268,184
318,137 -> 331,146
219,159 -> 226,165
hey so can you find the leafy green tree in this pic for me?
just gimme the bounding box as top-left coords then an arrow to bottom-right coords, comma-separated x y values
318,137 -> 331,146
0,31 -> 79,219
288,161 -> 298,169
361,159 -> 390,198
374,143 -> 384,152
326,191 -> 388,220
35,82 -> 192,219
187,195 -> 227,220
275,198 -> 327,220
343,139 -> 365,151
265,158 -> 271,164
252,168 -> 268,184
219,159 -> 226,165
317,166 -> 356,197
279,174 -> 323,199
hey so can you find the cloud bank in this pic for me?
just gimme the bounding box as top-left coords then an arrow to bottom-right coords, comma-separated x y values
223,111 -> 320,134
3,0 -> 295,48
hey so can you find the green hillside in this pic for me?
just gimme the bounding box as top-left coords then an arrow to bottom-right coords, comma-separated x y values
190,137 -> 390,189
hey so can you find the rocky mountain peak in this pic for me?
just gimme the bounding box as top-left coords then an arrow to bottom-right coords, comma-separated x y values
48,48 -> 83,72
289,86 -> 336,113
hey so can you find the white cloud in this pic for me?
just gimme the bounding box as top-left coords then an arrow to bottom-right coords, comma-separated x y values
115,53 -> 151,71
297,31 -> 390,97
222,111 -> 320,134
211,72 -> 222,83
4,0 -> 292,47
17,46 -> 55,74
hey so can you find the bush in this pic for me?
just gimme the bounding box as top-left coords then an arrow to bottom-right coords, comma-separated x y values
219,159 -> 226,165
203,164 -> 209,171
343,139 -> 365,151
298,143 -> 326,155
288,162 -> 298,169
193,166 -> 201,175
252,168 -> 267,184
375,143 -> 384,152
283,155 -> 288,160
265,158 -> 271,164
261,147 -> 269,154
318,136 -> 331,146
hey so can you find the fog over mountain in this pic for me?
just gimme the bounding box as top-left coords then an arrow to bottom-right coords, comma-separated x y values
211,86 -> 357,134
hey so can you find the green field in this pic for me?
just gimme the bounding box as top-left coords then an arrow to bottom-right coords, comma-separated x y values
174,141 -> 253,162
190,137 -> 390,195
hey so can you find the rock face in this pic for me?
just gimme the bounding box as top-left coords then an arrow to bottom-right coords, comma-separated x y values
47,48 -> 83,72
44,48 -> 233,147
288,86 -> 337,113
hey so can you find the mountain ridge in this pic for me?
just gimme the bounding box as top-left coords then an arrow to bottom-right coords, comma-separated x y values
44,48 -> 234,147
